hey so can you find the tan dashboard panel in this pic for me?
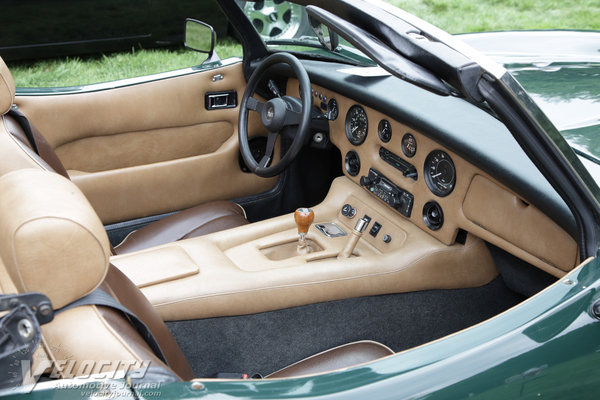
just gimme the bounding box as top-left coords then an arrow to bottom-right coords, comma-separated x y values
292,81 -> 578,276
463,175 -> 577,272
16,63 -> 278,224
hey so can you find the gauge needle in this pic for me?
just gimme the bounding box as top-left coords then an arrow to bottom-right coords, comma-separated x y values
431,173 -> 442,178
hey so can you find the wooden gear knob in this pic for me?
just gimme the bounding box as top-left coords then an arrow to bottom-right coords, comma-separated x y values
294,208 -> 314,234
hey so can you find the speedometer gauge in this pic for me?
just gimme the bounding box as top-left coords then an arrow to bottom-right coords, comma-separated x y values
424,150 -> 456,197
345,105 -> 368,145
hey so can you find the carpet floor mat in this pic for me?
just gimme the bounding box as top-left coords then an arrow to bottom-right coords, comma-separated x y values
167,276 -> 524,378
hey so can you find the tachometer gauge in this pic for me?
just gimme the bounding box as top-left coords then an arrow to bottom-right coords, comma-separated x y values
401,133 -> 417,158
378,119 -> 392,143
424,150 -> 456,197
345,105 -> 368,145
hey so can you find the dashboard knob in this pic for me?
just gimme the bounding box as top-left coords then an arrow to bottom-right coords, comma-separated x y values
341,203 -> 357,218
383,234 -> 392,243
360,175 -> 374,187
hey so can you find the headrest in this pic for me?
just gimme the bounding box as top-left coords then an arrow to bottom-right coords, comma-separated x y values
0,56 -> 16,115
0,169 -> 110,308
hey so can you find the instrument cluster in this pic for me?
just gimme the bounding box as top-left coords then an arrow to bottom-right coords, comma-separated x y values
343,105 -> 457,201
344,104 -> 456,230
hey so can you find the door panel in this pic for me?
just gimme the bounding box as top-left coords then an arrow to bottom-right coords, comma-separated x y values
16,62 -> 278,224
55,121 -> 234,172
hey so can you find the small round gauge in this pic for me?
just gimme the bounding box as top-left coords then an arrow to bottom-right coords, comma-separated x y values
327,98 -> 339,121
424,150 -> 456,197
345,105 -> 368,145
378,119 -> 392,143
401,133 -> 417,158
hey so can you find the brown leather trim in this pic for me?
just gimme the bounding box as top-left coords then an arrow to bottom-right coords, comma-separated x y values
114,201 -> 248,254
266,340 -> 394,378
101,265 -> 194,380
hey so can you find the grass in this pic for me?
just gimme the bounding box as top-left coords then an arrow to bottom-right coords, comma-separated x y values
8,0 -> 600,87
9,39 -> 242,87
390,0 -> 600,33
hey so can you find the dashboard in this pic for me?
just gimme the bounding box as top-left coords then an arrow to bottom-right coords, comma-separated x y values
288,75 -> 579,278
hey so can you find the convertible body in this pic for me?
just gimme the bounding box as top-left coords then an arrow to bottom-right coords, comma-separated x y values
460,30 -> 600,181
1,1 -> 599,399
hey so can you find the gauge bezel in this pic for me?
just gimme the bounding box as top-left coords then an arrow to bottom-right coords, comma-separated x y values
327,98 -> 339,121
344,150 -> 361,176
345,105 -> 368,146
378,119 -> 392,143
423,201 -> 444,230
401,133 -> 417,158
424,150 -> 456,197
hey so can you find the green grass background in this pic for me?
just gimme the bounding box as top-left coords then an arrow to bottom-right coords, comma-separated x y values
8,0 -> 600,87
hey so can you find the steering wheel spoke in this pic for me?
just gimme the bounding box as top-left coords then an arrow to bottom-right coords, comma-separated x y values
246,97 -> 265,113
283,102 -> 303,126
260,131 -> 279,168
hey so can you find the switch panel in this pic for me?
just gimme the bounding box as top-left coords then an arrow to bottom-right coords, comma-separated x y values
369,222 -> 382,237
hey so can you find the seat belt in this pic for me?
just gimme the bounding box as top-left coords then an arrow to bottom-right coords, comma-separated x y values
58,289 -> 168,364
7,106 -> 70,178
8,106 -> 38,153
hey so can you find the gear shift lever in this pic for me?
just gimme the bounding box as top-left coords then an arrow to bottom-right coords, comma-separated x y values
294,208 -> 315,254
338,217 -> 369,259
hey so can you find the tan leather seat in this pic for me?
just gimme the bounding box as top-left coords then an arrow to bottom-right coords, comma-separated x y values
0,170 -> 394,380
0,56 -> 247,255
0,169 -> 393,380
0,169 -> 194,379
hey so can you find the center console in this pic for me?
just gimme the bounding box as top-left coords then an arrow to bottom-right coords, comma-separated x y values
111,176 -> 498,321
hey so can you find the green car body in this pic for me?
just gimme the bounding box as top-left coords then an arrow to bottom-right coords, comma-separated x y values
8,256 -> 600,398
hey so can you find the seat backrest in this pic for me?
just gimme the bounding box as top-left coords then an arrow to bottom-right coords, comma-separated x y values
0,56 -> 69,179
0,169 -> 193,380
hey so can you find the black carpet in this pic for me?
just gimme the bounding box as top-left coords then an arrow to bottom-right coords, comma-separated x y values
167,277 -> 523,378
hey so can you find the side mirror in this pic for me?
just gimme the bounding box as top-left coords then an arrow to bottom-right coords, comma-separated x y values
185,18 -> 220,64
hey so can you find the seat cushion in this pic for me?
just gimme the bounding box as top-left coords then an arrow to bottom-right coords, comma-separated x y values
114,201 -> 248,254
266,340 -> 394,378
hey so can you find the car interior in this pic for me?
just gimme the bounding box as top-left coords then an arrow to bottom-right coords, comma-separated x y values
0,4 -> 585,383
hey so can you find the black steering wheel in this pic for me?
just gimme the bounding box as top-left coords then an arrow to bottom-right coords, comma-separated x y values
238,53 -> 312,177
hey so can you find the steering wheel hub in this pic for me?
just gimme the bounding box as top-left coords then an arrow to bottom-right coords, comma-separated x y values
262,98 -> 287,132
